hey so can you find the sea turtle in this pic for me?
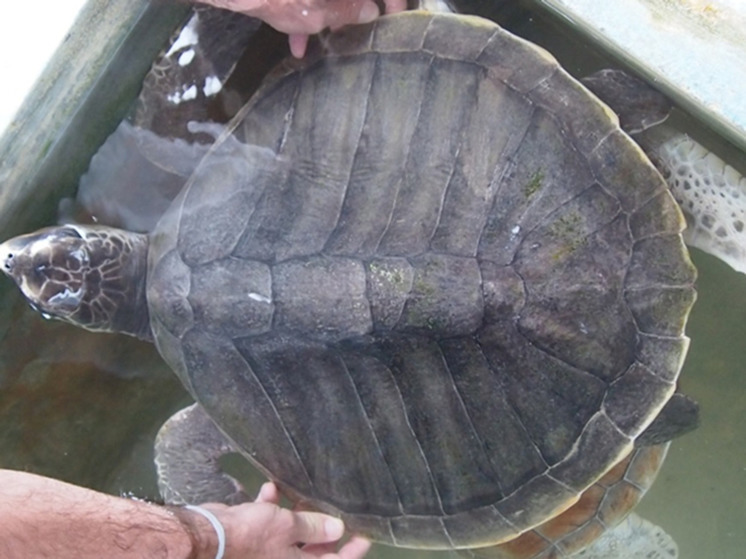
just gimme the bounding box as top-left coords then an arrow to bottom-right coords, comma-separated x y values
0,9 -> 698,555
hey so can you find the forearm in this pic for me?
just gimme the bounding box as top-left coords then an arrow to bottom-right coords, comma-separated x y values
0,470 -> 214,559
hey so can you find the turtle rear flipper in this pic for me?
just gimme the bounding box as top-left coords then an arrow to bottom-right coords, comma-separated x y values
573,513 -> 678,559
155,403 -> 249,505
638,391 -> 700,447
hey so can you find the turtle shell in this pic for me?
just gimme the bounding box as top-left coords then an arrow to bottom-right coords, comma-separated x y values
466,443 -> 670,558
146,11 -> 696,549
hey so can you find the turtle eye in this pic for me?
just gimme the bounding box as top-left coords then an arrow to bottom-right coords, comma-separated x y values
30,263 -> 50,288
66,249 -> 87,270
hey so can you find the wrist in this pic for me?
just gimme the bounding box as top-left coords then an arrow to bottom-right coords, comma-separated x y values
169,505 -> 222,559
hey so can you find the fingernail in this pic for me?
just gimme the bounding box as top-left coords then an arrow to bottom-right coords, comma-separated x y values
288,34 -> 308,59
357,2 -> 380,24
257,482 -> 271,500
325,517 -> 345,539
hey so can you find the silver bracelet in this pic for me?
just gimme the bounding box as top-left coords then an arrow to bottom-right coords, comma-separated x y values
184,505 -> 226,559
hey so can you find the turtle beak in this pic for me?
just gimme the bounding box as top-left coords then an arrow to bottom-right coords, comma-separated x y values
1,226 -> 85,280
0,233 -> 47,314
0,234 -> 33,284
0,227 -> 83,305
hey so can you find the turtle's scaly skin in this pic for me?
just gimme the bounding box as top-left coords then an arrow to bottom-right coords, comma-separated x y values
145,12 -> 696,548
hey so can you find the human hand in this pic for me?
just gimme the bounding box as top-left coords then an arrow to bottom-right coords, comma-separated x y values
195,482 -> 372,559
197,0 -> 407,57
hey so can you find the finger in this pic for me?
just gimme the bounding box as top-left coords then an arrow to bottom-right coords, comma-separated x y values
291,512 -> 345,545
383,0 -> 408,14
355,1 -> 381,24
288,33 -> 310,58
298,540 -> 337,557
300,537 -> 369,559
255,481 -> 279,504
327,536 -> 372,559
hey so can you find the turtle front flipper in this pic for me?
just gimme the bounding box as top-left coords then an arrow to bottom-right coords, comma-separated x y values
642,127 -> 746,275
154,403 -> 249,505
637,391 -> 699,447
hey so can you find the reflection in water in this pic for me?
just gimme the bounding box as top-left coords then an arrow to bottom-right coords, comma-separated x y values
64,121 -> 211,233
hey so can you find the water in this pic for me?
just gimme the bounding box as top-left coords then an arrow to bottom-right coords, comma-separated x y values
635,249 -> 746,559
0,3 -> 744,559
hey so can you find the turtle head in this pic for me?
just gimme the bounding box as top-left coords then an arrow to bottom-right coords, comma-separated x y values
0,224 -> 152,341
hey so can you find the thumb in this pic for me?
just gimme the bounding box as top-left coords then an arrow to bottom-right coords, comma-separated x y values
291,512 -> 346,545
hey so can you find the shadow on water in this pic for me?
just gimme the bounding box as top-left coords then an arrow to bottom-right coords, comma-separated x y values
0,2 -> 744,558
